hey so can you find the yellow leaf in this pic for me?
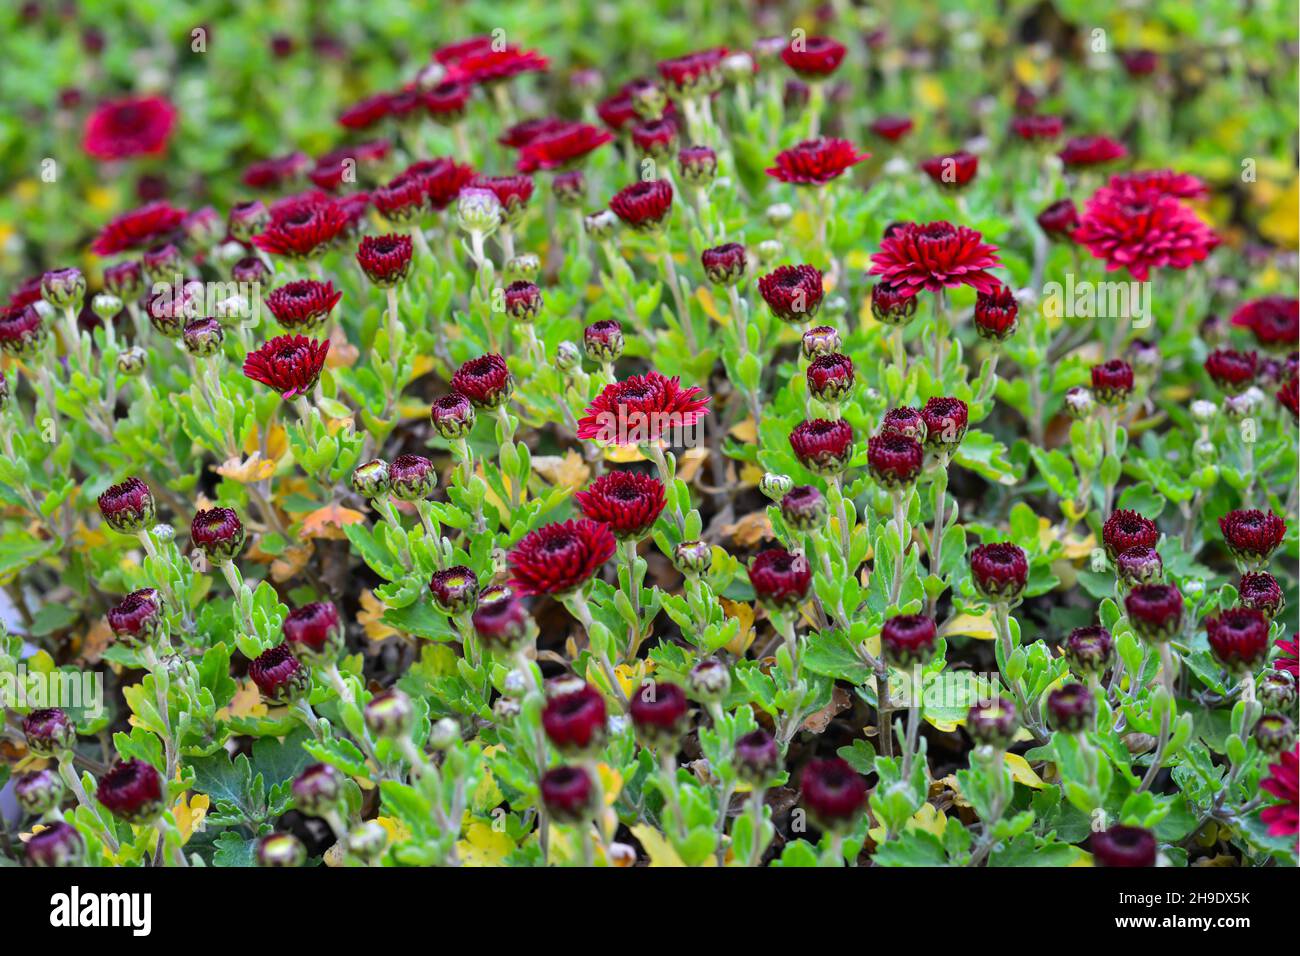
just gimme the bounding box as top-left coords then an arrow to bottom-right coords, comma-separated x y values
944,611 -> 997,641
1003,752 -> 1046,789
374,815 -> 408,844
728,417 -> 758,443
613,660 -> 654,701
604,444 -> 646,463
720,598 -> 756,657
597,763 -> 623,804
738,462 -> 764,487
216,680 -> 267,720
172,793 -> 209,844
1061,533 -> 1096,561
271,540 -> 315,583
242,423 -> 288,460
531,450 -> 590,492
216,452 -> 277,484
869,802 -> 948,844
629,824 -> 717,867
457,821 -> 515,866
358,588 -> 399,644
695,287 -> 725,324
721,511 -> 772,548
300,503 -> 366,540
676,447 -> 709,483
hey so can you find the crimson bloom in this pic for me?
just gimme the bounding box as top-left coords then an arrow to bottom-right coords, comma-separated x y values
243,335 -> 330,399
881,614 -> 938,666
870,115 -> 913,142
867,432 -> 923,488
517,121 -> 612,172
807,353 -> 854,404
800,758 -> 867,830
96,759 -> 164,823
974,284 -> 1019,340
1204,348 -> 1258,393
790,418 -> 854,475
1102,169 -> 1208,203
1102,509 -> 1159,560
243,152 -> 310,190
338,93 -> 394,130
1219,509 -> 1286,564
749,548 -> 812,607
252,197 -> 350,259
542,684 -> 607,756
442,39 -> 549,84
91,202 -> 187,256
1091,359 -> 1135,404
575,471 -> 666,539
766,138 -> 868,184
781,36 -> 847,78
758,264 -> 824,322
1010,114 -> 1064,142
356,234 -> 414,286
1037,199 -> 1080,240
1124,583 -> 1184,642
83,96 -> 177,160
1260,749 -> 1298,842
658,47 -> 727,95
508,519 -> 616,596
1074,192 -> 1218,281
1091,826 -> 1157,867
869,220 -> 1002,299
970,542 -> 1029,601
609,179 -> 673,231
1231,296 -> 1299,352
1058,135 -> 1128,169
920,397 -> 968,449
470,174 -> 535,223
265,280 -> 342,332
451,353 -> 512,409
919,151 -> 978,189
577,371 -> 710,445
1205,608 -> 1271,672
1239,571 -> 1285,619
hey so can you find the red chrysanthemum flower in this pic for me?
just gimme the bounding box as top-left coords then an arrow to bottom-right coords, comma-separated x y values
1124,583 -> 1185,642
780,36 -> 847,78
1101,169 -> 1208,203
869,115 -> 913,142
424,80 -> 473,123
596,90 -> 641,131
1275,638 -> 1299,679
1219,509 -> 1287,564
1204,348 -> 1258,393
498,116 -> 570,148
308,141 -> 390,191
355,234 -> 414,286
574,471 -> 666,539
658,47 -> 727,94
1037,199 -> 1080,240
868,220 -> 1002,299
974,283 -> 1019,340
1010,114 -> 1064,141
608,179 -> 674,231
1205,608 -> 1271,672
867,432 -> 923,488
881,614 -> 938,666
91,201 -> 187,256
1231,296 -> 1299,352
470,174 -> 535,222
1074,192 -> 1218,281
1102,509 -> 1160,560
542,684 -> 607,755
758,264 -> 825,322
516,121 -> 612,173
83,96 -> 178,160
1260,749 -> 1299,842
400,158 -> 475,211
252,197 -> 350,259
1280,377 -> 1300,421
749,548 -> 812,607
1058,135 -> 1128,169
508,519 -> 616,596
880,406 -> 926,441
921,396 -> 969,449
789,418 -> 854,475
577,371 -> 710,445
265,280 -> 342,333
1090,826 -> 1157,867
372,171 -> 431,222
631,117 -> 678,158
338,93 -> 394,130
1091,359 -> 1135,404
806,353 -> 855,404
242,151 -> 310,189
919,150 -> 978,189
451,353 -> 513,409
800,758 -> 867,829
1120,49 -> 1160,77
1239,571 -> 1285,619
969,542 -> 1029,601
766,137 -> 868,185
242,334 -> 330,399
96,758 -> 164,823
441,38 -> 549,84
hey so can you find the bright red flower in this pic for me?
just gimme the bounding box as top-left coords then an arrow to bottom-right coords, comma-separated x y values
508,519 -> 616,596
1205,608 -> 1271,671
470,174 -> 534,222
867,432 -> 923,488
869,115 -> 913,142
974,283 -> 1019,340
575,471 -> 666,539
577,371 -> 710,445
338,93 -> 394,130
789,418 -> 854,475
242,152 -> 310,189
252,196 -> 350,259
265,280 -> 342,332
609,179 -> 673,230
1074,193 -> 1218,281
242,334 -> 330,399
451,353 -> 513,409
869,220 -> 1002,299
1204,348 -> 1258,393
800,757 -> 867,829
597,90 -> 641,131
658,47 -> 727,94
1058,135 -> 1128,169
758,264 -> 824,322
517,121 -> 612,172
767,137 -> 868,184
750,548 -> 812,607
401,158 -> 475,211
1101,169 -> 1208,202
780,36 -> 847,78
1260,749 -> 1299,842
441,38 -> 549,84
308,141 -> 390,191
1280,377 -> 1299,421
631,117 -> 678,158
83,96 -> 177,160
919,151 -> 978,189
970,542 -> 1029,601
499,116 -> 569,148
1010,114 -> 1064,141
1231,296 -> 1299,351
1276,638 -> 1299,678
91,202 -> 187,256
355,234 -> 414,286
1102,509 -> 1159,560
424,80 -> 473,122
1219,509 -> 1286,563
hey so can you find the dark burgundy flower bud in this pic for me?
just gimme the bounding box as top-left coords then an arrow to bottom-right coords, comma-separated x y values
800,757 -> 866,831
293,763 -> 343,816
1239,571 -> 1285,620
802,325 -> 840,358
749,548 -> 811,608
629,680 -> 690,747
364,688 -> 414,739
283,601 -> 343,660
107,588 -> 164,646
14,768 -> 63,815
781,35 -> 846,79
249,643 -> 310,704
141,243 -> 183,284
1058,135 -> 1128,170
103,260 -> 144,300
870,115 -> 913,142
678,145 -> 717,186
867,432 -> 923,489
41,267 -> 87,310
659,47 -> 726,95
1204,348 -> 1258,394
575,470 -> 666,539
22,709 -> 75,757
183,206 -> 224,247
1047,683 -> 1095,733
881,613 -> 938,667
1120,49 -> 1160,77
389,454 -> 438,501
970,542 -> 1029,602
1116,546 -> 1163,586
25,821 -> 85,867
921,397 -> 969,450
265,280 -> 342,332
451,353 -> 513,409
96,758 -> 164,823
552,169 -> 586,207
880,406 -> 926,442
351,458 -> 391,498
1102,510 -> 1159,560
472,585 -> 533,652
701,243 -> 747,287
1124,584 -> 1184,643
356,234 -> 414,287
734,729 -> 780,785
1255,714 -> 1296,756
807,353 -> 854,404
1010,113 -> 1064,142
1065,625 -> 1114,677
919,151 -> 977,190
967,697 -> 1019,748
1219,509 -> 1286,564
871,281 -> 918,325
1091,359 -> 1135,406
789,418 -> 854,475
1037,199 -> 1079,240
780,484 -> 826,531
183,317 -> 224,357
542,683 -> 607,756
974,284 -> 1019,341
540,766 -> 597,823
631,117 -> 678,160
609,179 -> 673,231
1258,671 -> 1297,713
0,304 -> 48,357
425,80 -> 473,124
1205,608 -> 1270,673
583,319 -> 624,363
191,507 -> 246,562
256,832 -> 306,867
503,280 -> 542,322
97,477 -> 156,533
430,566 -> 479,615
759,264 -> 824,323
429,392 -> 476,441
1091,825 -> 1156,867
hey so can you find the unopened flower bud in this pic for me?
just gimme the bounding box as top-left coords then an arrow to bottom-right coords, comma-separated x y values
760,472 -> 793,501
256,832 -> 306,867
555,340 -> 582,372
457,187 -> 501,234
429,717 -> 460,750
688,658 -> 731,702
430,394 -> 476,440
1258,670 -> 1297,713
756,239 -> 781,264
389,454 -> 438,501
802,325 -> 841,358
41,268 -> 86,310
780,485 -> 826,531
91,293 -> 122,322
765,203 -> 793,227
506,253 -> 541,282
25,822 -> 85,867
1064,386 -> 1094,419
345,820 -> 388,863
14,768 -> 63,815
584,319 -> 624,363
182,317 -> 225,357
364,688 -> 414,738
117,346 -> 147,377
584,209 -> 619,240
293,763 -> 343,816
351,459 -> 391,498
1254,714 -> 1296,756
673,539 -> 713,575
